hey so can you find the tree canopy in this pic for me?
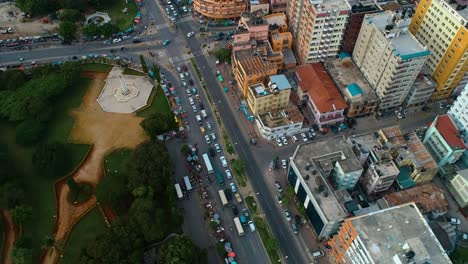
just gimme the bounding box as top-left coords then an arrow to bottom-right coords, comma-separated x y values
140,113 -> 177,138
157,235 -> 207,264
59,21 -> 77,41
215,48 -> 232,63
15,119 -> 46,146
32,142 -> 71,178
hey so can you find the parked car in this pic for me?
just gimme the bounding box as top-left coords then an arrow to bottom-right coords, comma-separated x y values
281,136 -> 288,145
248,220 -> 256,232
235,193 -> 242,203
230,182 -> 237,193
188,79 -> 194,86
225,189 -> 232,200
284,209 -> 292,222
215,143 -> 221,153
220,156 -> 228,167
450,217 -> 461,225
225,170 -> 232,179
163,39 -> 171,46
208,147 -> 215,157
276,195 -> 284,206
243,208 -> 249,219
275,181 -> 283,193
186,89 -> 192,96
204,135 -> 211,144
291,135 -> 298,142
187,31 -> 195,37
282,159 -> 287,169
276,138 -> 283,147
189,97 -> 195,105
301,133 -> 308,142
231,205 -> 238,215
312,251 -> 325,258
291,223 -> 299,234
462,232 -> 468,241
295,215 -> 302,226
206,121 -> 212,130
192,105 -> 198,112
210,132 -> 216,141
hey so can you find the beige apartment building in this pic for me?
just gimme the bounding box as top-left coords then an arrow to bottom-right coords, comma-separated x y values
287,0 -> 350,64
247,74 -> 292,115
353,11 -> 430,111
193,0 -> 247,19
409,0 -> 468,100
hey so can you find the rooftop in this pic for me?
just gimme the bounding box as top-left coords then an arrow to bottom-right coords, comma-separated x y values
268,74 -> 291,90
383,183 -> 449,213
292,136 -> 361,221
347,0 -> 380,13
367,11 -> 430,60
249,81 -> 289,98
236,55 -> 277,76
434,115 -> 467,150
296,64 -> 348,113
371,160 -> 400,177
347,203 -> 451,263
379,126 -> 438,170
324,59 -> 379,104
457,168 -> 468,181
309,0 -> 351,12
258,107 -> 303,128
282,48 -> 297,65
263,13 -> 288,28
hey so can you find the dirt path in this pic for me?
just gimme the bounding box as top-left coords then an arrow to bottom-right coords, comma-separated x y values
1,210 -> 17,264
42,71 -> 149,264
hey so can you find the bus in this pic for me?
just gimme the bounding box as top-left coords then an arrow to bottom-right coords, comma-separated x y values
174,184 -> 183,199
202,153 -> 214,174
183,176 -> 193,191
233,217 -> 245,236
218,190 -> 228,207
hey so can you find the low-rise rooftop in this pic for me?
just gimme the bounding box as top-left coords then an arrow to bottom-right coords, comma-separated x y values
367,12 -> 430,60
347,0 -> 380,13
324,59 -> 379,104
383,183 -> 449,214
258,107 -> 303,128
433,114 -> 467,150
263,13 -> 288,28
347,203 -> 451,263
292,137 -> 361,221
309,0 -> 351,12
268,74 -> 291,90
236,55 -> 277,76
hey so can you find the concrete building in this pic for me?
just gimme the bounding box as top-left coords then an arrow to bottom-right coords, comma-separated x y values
250,0 -> 270,14
328,203 -> 451,264
404,72 -> 437,113
341,0 -> 381,54
353,11 -> 430,111
296,64 -> 348,128
409,0 -> 468,100
263,12 -> 289,33
349,132 -> 400,195
256,107 -> 304,139
247,75 -> 291,115
233,12 -> 269,49
269,0 -> 287,13
193,0 -> 247,19
448,169 -> 468,208
423,114 -> 467,168
379,126 -> 439,184
324,57 -> 380,117
382,183 -> 449,216
288,137 -> 362,239
287,0 -> 350,64
449,83 -> 468,142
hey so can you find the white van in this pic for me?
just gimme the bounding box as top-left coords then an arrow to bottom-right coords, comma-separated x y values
312,251 -> 324,258
179,73 -> 185,80
201,109 -> 208,119
196,115 -> 202,124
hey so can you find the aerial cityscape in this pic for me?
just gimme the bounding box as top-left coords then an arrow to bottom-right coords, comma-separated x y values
0,0 -> 467,262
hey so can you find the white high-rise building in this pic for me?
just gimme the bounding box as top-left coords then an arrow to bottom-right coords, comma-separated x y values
449,83 -> 468,142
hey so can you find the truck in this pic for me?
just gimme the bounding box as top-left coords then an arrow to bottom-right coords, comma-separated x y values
218,190 -> 228,206
233,217 -> 245,236
201,109 -> 208,119
216,171 -> 224,186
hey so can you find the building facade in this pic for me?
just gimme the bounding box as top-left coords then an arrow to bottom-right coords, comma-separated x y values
287,0 -> 350,64
448,83 -> 468,166
328,203 -> 451,264
353,11 -> 430,111
270,0 -> 287,13
341,0 -> 381,54
404,72 -> 436,113
193,0 -> 247,19
423,114 -> 467,167
448,169 -> 468,208
409,0 -> 468,100
255,108 -> 304,139
247,77 -> 291,115
233,55 -> 277,98
296,64 -> 348,128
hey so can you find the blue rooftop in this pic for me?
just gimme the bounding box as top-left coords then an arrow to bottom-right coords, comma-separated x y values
269,74 -> 292,90
347,83 -> 363,97
339,52 -> 351,60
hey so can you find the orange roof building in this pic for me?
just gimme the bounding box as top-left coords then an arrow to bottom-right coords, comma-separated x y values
296,64 -> 347,128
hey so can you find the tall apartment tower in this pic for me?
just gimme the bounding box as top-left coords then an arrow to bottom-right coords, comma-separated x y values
449,83 -> 468,141
353,11 -> 430,111
409,0 -> 468,100
287,0 -> 350,64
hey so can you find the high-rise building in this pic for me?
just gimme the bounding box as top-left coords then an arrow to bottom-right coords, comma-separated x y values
287,0 -> 350,64
449,83 -> 468,142
353,11 -> 430,111
409,0 -> 468,100
341,0 -> 380,54
403,71 -> 437,113
328,203 -> 451,264
193,0 -> 247,19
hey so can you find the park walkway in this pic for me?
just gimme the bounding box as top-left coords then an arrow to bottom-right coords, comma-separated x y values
1,210 -> 17,264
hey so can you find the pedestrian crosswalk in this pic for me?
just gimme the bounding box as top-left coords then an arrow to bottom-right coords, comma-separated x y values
167,49 -> 207,64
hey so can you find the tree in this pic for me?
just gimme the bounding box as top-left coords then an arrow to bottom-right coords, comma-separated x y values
0,70 -> 28,91
231,159 -> 245,176
0,181 -> 25,209
59,21 -> 76,41
128,198 -> 165,242
140,113 -> 177,138
157,235 -> 207,264
139,55 -> 148,73
59,9 -> 82,22
15,119 -> 46,146
32,142 -> 71,178
95,167 -> 128,211
180,144 -> 191,156
214,48 -> 232,63
11,205 -> 33,225
100,23 -> 118,38
83,22 -> 101,37
10,247 -> 32,264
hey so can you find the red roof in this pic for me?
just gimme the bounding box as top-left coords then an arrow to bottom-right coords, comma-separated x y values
435,115 -> 466,149
296,64 -> 347,113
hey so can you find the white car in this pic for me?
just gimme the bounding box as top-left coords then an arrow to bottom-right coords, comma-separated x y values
215,143 -> 221,152
189,97 -> 195,105
204,135 -> 211,144
282,159 -> 287,169
248,220 -> 256,232
230,182 -> 237,193
186,89 -> 192,96
113,38 -> 122,43
220,156 -> 228,167
281,136 -> 288,145
276,138 -> 283,147
291,135 -> 298,142
449,217 -> 461,225
192,105 -> 198,112
210,132 -> 216,141
225,169 -> 232,179
206,121 -> 212,130
301,133 -> 308,142
187,31 -> 195,37
284,209 -> 292,222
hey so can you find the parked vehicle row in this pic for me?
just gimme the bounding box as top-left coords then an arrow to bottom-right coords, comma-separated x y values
275,128 -> 318,147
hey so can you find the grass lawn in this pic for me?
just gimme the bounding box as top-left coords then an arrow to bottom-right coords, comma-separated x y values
253,216 -> 280,263
60,207 -> 107,264
123,67 -> 146,76
104,148 -> 132,176
81,63 -> 112,73
137,87 -> 172,118
97,0 -> 138,31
